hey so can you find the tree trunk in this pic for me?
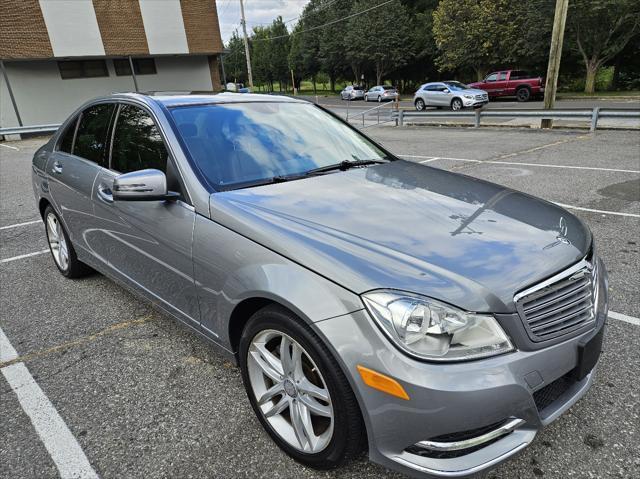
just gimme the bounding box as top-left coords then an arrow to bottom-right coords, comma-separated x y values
475,68 -> 487,82
584,61 -> 598,94
376,62 -> 383,86
312,76 -> 317,94
329,75 -> 335,92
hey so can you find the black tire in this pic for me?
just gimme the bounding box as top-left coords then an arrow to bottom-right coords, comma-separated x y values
415,98 -> 426,111
451,98 -> 463,111
239,305 -> 365,469
43,205 -> 93,278
377,95 -> 381,102
516,87 -> 531,102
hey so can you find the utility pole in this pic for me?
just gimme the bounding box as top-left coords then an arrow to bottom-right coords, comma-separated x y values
239,0 -> 254,89
542,0 -> 569,129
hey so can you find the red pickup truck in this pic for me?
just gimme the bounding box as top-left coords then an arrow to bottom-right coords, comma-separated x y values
468,70 -> 544,102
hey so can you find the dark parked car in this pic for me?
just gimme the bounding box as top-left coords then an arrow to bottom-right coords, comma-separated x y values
33,92 -> 607,478
469,70 -> 544,102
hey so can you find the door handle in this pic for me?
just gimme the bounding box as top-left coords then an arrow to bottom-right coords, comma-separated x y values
52,161 -> 63,174
97,184 -> 114,203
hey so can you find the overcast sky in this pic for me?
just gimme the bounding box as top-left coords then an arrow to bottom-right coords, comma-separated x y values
216,0 -> 310,44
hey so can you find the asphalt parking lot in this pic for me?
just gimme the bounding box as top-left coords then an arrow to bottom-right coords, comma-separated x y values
1,126 -> 639,478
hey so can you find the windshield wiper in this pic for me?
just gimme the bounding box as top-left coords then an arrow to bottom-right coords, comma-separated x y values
304,159 -> 387,177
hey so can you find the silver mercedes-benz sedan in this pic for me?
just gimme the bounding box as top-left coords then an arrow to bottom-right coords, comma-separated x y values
340,85 -> 365,100
414,81 -> 489,111
33,92 -> 607,478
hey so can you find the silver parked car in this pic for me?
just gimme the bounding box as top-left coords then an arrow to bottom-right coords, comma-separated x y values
414,81 -> 489,111
33,92 -> 607,478
364,85 -> 398,102
340,85 -> 365,100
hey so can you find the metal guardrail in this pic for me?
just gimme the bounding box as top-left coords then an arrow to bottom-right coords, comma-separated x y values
0,124 -> 61,136
392,108 -> 640,131
345,100 -> 398,127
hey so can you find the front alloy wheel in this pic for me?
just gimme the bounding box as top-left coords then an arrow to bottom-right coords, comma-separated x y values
247,330 -> 333,453
415,98 -> 426,111
239,305 -> 365,469
451,98 -> 463,111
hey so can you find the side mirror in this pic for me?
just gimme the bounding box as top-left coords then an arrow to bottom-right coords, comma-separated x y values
442,88 -> 450,93
113,169 -> 178,201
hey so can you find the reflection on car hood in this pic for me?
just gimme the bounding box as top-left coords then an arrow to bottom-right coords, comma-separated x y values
459,88 -> 487,95
209,161 -> 590,312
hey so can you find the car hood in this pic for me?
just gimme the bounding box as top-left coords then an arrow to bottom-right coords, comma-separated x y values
209,161 -> 590,313
460,88 -> 487,95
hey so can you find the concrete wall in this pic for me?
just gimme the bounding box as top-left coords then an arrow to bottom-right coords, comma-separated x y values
0,56 -> 213,127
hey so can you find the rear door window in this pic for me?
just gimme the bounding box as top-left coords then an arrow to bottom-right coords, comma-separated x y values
498,72 -> 508,81
110,105 -> 168,174
73,104 -> 115,166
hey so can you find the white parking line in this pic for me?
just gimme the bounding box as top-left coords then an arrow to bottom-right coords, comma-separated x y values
0,142 -> 20,151
0,250 -> 49,264
609,311 -> 640,326
402,154 -> 640,174
0,220 -> 41,231
0,327 -> 98,479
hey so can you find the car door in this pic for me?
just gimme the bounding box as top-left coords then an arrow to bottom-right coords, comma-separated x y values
47,103 -> 115,254
493,71 -> 509,97
90,103 -> 200,325
432,83 -> 449,106
482,73 -> 499,95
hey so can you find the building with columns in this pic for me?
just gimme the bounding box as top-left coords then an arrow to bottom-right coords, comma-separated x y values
0,0 -> 224,127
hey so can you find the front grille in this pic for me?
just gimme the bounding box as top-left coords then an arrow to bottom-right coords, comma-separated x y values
516,261 -> 596,342
475,94 -> 488,101
533,372 -> 576,412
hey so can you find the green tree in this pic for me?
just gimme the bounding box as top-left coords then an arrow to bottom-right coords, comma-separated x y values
252,17 -> 290,91
318,0 -> 354,91
432,0 -> 521,80
345,0 -> 413,85
288,0 -> 323,92
225,30 -> 247,85
567,0 -> 640,93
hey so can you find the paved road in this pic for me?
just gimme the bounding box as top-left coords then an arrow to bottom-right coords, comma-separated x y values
315,96 -> 640,110
1,127 -> 639,479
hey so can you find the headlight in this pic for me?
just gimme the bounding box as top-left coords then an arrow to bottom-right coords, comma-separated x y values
463,94 -> 474,99
362,290 -> 514,361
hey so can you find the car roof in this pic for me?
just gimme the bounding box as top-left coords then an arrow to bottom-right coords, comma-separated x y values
104,91 -> 306,108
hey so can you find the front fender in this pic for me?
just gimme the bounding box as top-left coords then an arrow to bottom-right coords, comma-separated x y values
192,214 -> 362,348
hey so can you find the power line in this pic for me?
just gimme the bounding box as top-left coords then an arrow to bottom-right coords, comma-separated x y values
251,0 -> 395,42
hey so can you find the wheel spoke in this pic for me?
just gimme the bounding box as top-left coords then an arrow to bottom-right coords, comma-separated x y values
47,215 -> 58,241
250,344 -> 284,382
298,393 -> 332,418
264,396 -> 289,418
290,400 -> 315,451
297,378 -> 329,402
257,382 -> 284,406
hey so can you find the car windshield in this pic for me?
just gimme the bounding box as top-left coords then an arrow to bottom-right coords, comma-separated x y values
170,102 -> 388,190
443,81 -> 469,91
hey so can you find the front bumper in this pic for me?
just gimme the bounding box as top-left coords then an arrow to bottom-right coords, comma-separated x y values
314,264 -> 607,478
463,97 -> 488,107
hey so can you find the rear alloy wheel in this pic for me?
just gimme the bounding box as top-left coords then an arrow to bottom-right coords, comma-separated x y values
44,205 -> 92,278
517,87 -> 531,102
451,98 -> 463,111
364,95 -> 368,102
415,98 -> 426,111
377,95 -> 382,102
240,305 -> 365,469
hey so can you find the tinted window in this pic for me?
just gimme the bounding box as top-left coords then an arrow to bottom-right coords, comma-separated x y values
511,70 -> 530,80
485,73 -> 498,82
114,58 -> 157,76
74,104 -> 115,165
444,81 -> 469,91
171,102 -> 387,189
111,105 -> 167,174
498,72 -> 508,81
58,116 -> 78,153
58,60 -> 108,79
